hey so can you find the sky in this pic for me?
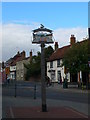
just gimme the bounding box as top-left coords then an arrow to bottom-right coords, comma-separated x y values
0,2 -> 89,61
2,2 -> 88,29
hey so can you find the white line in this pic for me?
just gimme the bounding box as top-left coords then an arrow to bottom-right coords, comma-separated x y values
10,107 -> 14,118
65,107 -> 88,118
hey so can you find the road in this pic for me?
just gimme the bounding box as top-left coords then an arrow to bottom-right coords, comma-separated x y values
2,81 -> 89,104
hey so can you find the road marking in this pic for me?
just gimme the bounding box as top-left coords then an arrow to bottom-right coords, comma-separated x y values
10,107 -> 14,118
65,107 -> 88,118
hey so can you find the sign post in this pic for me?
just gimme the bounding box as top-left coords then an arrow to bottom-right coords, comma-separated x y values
32,24 -> 54,112
41,42 -> 46,111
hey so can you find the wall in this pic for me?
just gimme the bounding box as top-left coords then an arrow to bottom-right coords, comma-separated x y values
47,59 -> 70,82
10,66 -> 16,71
16,58 -> 30,81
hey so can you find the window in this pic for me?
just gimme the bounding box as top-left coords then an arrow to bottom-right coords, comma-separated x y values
50,61 -> 53,68
57,60 -> 60,67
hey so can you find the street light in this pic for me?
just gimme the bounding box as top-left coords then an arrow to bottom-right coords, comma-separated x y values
32,24 -> 54,112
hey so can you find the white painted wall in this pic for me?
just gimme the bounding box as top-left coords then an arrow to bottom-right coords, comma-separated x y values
10,66 -> 16,80
10,66 -> 16,71
10,72 -> 15,80
47,59 -> 70,82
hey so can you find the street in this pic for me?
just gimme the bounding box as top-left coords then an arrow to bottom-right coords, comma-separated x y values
2,81 -> 90,118
2,81 -> 89,103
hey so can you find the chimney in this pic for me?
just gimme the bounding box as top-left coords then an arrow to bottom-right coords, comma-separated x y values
21,51 -> 25,59
55,42 -> 58,51
88,28 -> 90,39
30,50 -> 32,57
2,61 -> 5,69
70,35 -> 76,45
17,51 -> 20,55
30,50 -> 32,62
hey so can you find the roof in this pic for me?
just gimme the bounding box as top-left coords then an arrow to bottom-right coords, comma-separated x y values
16,56 -> 30,63
48,39 -> 89,62
33,26 -> 52,33
10,57 -> 25,66
48,45 -> 71,62
6,52 -> 25,66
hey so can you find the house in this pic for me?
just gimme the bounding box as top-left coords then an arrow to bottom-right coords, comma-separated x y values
5,50 -> 33,81
5,51 -> 27,81
16,51 -> 32,81
47,35 -> 89,85
47,40 -> 71,83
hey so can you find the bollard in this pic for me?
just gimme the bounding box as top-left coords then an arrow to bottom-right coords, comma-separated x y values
34,84 -> 36,99
82,82 -> 84,90
14,79 -> 17,97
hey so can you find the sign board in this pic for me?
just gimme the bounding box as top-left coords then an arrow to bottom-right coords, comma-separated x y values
5,67 -> 10,75
32,25 -> 54,44
32,33 -> 53,44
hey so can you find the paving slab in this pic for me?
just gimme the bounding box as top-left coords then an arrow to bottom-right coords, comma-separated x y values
5,106 -> 88,118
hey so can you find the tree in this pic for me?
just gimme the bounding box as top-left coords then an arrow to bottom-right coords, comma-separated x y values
45,46 -> 54,61
24,54 -> 41,81
62,40 -> 89,74
25,46 -> 54,81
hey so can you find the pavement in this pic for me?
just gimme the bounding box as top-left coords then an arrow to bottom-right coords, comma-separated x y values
5,106 -> 88,118
2,83 -> 90,119
2,96 -> 89,119
46,83 -> 90,94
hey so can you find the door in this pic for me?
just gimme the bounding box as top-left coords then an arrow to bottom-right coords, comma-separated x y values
50,70 -> 55,82
57,71 -> 61,83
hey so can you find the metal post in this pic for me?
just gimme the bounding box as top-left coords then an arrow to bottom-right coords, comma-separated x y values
14,72 -> 17,97
34,84 -> 36,99
41,43 -> 47,112
14,79 -> 17,97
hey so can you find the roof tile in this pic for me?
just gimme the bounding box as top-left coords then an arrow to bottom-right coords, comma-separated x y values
48,45 -> 71,61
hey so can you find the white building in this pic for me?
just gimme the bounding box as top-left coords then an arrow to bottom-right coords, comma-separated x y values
47,35 -> 80,83
47,44 -> 70,83
10,65 -> 16,80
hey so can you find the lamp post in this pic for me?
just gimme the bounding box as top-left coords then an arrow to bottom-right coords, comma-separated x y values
32,24 -> 54,112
